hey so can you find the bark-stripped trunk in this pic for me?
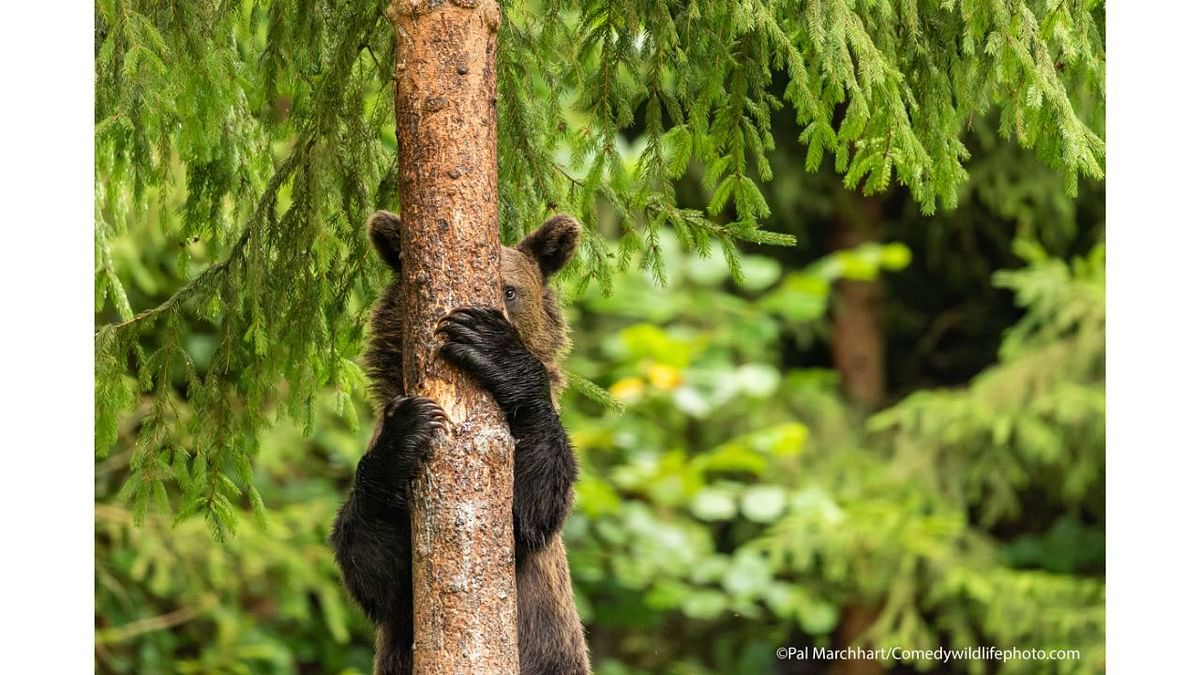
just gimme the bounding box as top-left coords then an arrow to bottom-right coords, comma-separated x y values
384,2 -> 518,673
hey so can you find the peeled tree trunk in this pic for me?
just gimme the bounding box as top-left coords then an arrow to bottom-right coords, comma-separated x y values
384,1 -> 518,673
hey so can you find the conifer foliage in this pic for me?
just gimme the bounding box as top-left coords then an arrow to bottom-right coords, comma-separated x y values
94,0 -> 1105,536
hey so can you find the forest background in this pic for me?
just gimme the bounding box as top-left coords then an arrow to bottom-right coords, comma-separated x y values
92,1 -> 1107,673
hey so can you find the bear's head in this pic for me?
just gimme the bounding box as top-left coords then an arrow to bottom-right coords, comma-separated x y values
368,211 -> 580,372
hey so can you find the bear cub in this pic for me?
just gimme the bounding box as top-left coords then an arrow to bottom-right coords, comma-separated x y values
331,211 -> 590,675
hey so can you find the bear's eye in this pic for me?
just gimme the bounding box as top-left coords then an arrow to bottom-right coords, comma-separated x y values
503,286 -> 517,301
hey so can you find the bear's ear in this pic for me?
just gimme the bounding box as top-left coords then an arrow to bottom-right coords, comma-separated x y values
367,210 -> 404,272
517,214 -> 580,278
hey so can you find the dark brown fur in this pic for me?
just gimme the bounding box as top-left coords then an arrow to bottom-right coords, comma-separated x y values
334,211 -> 589,675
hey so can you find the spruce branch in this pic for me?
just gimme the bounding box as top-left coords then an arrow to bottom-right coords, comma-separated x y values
96,138 -> 313,337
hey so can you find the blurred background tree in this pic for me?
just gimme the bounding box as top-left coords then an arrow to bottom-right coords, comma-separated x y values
95,0 -> 1104,673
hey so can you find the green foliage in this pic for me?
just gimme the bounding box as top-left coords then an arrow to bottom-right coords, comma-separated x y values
95,228 -> 1104,673
96,394 -> 375,674
94,1 -> 1105,672
96,0 -> 391,537
95,1 -> 1104,532
870,242 -> 1104,525
556,235 -> 1103,674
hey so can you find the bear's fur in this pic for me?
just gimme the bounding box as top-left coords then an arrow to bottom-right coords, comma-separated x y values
331,211 -> 590,675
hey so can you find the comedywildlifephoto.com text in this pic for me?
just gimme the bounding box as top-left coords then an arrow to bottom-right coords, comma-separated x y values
775,645 -> 1083,665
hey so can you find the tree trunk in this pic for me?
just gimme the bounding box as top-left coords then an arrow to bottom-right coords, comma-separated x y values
829,195 -> 886,410
384,2 -> 518,673
828,194 -> 886,675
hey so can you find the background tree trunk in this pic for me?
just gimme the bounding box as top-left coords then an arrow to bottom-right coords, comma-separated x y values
384,1 -> 518,673
828,194 -> 886,675
829,195 -> 886,410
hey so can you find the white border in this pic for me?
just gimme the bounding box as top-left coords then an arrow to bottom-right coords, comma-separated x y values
0,4 -> 95,670
1107,2 -> 1200,672
0,1 -> 1195,669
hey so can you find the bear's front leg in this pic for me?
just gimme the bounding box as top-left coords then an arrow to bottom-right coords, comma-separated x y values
437,306 -> 579,556
331,396 -> 447,675
436,306 -> 551,408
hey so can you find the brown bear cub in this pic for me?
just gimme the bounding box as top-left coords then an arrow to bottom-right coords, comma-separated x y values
331,211 -> 590,675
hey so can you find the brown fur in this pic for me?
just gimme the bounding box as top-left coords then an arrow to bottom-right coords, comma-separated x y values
517,538 -> 590,674
363,215 -> 576,405
353,210 -> 589,675
500,247 -> 572,395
